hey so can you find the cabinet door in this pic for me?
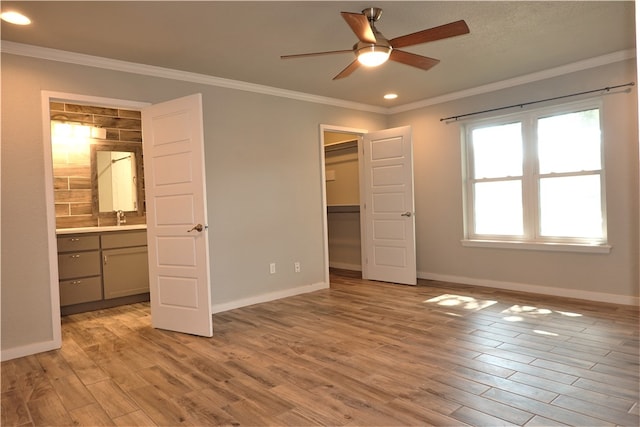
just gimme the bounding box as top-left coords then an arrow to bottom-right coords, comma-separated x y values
103,247 -> 150,299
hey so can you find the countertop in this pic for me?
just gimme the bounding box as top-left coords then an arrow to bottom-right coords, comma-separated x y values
56,224 -> 147,235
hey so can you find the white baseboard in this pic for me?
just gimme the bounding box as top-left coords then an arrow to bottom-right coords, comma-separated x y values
1,338 -> 61,362
328,262 -> 362,271
418,271 -> 639,306
211,281 -> 329,314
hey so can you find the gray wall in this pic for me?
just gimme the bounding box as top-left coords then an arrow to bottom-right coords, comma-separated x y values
390,60 -> 639,301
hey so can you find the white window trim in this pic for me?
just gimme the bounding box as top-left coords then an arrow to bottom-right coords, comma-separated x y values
462,98 -> 609,253
461,239 -> 612,253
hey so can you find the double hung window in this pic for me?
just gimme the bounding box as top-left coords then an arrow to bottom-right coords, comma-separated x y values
463,100 -> 607,251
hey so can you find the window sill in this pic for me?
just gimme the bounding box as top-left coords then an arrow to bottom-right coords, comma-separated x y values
461,239 -> 611,254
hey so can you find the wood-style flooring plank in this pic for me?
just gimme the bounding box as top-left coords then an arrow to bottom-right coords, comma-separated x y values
85,379 -> 139,419
68,403 -> 115,426
25,388 -> 74,427
49,374 -> 97,411
1,390 -> 31,426
112,410 -> 157,427
482,387 -> 616,426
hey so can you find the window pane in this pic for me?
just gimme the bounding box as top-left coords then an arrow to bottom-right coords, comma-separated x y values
474,181 -> 523,235
539,175 -> 602,238
472,123 -> 522,179
538,109 -> 601,174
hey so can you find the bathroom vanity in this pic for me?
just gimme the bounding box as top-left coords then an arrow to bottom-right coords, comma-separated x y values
57,225 -> 149,315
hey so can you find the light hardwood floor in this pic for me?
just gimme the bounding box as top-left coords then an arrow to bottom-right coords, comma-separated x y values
2,269 -> 639,426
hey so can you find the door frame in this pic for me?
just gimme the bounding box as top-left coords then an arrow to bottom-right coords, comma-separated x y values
319,124 -> 368,285
41,91 -> 149,350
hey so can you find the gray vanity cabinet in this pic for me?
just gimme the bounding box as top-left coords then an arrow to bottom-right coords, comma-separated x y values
102,231 -> 149,299
58,235 -> 102,306
57,229 -> 149,313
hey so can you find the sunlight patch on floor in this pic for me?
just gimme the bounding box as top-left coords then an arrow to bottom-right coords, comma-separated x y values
501,305 -> 583,320
533,329 -> 559,336
424,294 -> 498,311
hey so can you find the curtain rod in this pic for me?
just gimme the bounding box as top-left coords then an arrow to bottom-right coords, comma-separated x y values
440,82 -> 635,122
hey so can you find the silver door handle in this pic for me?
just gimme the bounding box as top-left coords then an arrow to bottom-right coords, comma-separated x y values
188,224 -> 204,232
401,212 -> 412,217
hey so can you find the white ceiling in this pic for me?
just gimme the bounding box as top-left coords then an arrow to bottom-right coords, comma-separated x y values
1,1 -> 635,108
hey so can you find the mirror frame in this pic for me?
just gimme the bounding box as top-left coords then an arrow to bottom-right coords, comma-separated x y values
90,142 -> 145,218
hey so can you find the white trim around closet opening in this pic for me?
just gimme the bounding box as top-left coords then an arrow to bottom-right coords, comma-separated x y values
319,124 -> 368,287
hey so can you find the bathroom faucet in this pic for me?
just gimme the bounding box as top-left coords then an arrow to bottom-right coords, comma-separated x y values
116,210 -> 126,226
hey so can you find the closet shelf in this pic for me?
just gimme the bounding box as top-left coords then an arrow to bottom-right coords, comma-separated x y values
324,140 -> 358,152
327,204 -> 360,213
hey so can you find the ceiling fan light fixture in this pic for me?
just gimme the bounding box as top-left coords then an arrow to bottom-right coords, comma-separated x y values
357,45 -> 391,67
1,11 -> 31,25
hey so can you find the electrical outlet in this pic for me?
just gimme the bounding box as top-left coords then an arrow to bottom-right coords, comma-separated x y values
269,263 -> 276,274
294,262 -> 301,273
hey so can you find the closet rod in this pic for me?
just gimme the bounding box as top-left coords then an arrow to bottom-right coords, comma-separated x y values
439,81 -> 635,122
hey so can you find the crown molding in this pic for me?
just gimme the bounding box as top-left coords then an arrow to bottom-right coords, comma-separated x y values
0,41 -> 387,115
1,41 -> 634,115
388,49 -> 637,114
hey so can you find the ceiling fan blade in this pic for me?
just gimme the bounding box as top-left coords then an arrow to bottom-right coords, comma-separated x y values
390,50 -> 440,71
390,20 -> 470,49
281,49 -> 353,60
341,11 -> 376,44
332,60 -> 360,80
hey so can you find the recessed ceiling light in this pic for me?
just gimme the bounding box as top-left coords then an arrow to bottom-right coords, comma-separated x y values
1,11 -> 31,25
384,93 -> 398,100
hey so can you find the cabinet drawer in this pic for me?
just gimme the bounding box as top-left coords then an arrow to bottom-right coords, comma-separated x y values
57,235 -> 100,252
59,276 -> 102,306
58,251 -> 101,280
101,231 -> 147,249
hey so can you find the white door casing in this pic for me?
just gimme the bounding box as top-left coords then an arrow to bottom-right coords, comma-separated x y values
362,126 -> 417,285
142,93 -> 213,336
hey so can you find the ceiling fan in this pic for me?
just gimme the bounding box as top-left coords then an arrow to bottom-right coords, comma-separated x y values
281,7 -> 470,80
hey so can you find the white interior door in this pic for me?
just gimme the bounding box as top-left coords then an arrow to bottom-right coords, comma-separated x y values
362,126 -> 417,285
141,93 -> 213,336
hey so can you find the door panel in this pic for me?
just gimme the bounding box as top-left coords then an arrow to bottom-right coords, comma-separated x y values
155,195 -> 196,224
362,126 -> 417,285
374,220 -> 406,240
142,93 -> 213,337
157,277 -> 199,308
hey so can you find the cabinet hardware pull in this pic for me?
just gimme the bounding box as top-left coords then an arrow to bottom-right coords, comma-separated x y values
72,280 -> 81,285
70,238 -> 80,242
70,254 -> 80,259
103,255 -> 108,265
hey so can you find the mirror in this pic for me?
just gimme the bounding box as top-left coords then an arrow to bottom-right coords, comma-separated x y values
91,143 -> 144,217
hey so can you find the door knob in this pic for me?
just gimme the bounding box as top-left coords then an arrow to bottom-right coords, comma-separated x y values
401,212 -> 412,217
188,224 -> 204,232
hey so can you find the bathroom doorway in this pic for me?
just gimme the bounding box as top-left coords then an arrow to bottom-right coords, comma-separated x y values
42,91 -> 150,344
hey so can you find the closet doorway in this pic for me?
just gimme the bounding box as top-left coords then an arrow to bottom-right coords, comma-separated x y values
322,127 -> 366,279
320,124 -> 417,287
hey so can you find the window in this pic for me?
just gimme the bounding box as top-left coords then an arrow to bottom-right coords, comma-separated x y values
463,100 -> 608,251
